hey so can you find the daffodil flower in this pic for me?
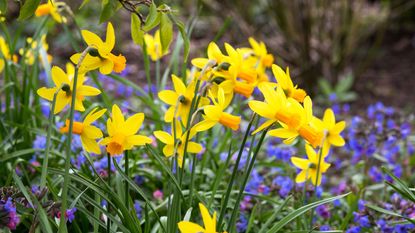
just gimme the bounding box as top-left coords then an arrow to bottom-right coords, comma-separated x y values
101,104 -> 152,156
37,65 -> 101,114
291,144 -> 330,186
248,83 -> 304,135
0,36 -> 17,73
272,64 -> 307,103
268,95 -> 324,148
247,37 -> 274,69
191,42 -> 226,69
18,35 -> 52,65
35,0 -> 67,23
224,43 -> 258,84
70,22 -> 126,75
158,75 -> 197,124
60,108 -> 106,154
193,88 -> 241,132
178,203 -> 227,233
313,108 -> 346,155
144,30 -> 168,61
153,122 -> 203,167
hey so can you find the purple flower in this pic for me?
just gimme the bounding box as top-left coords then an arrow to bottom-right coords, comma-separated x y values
316,205 -> 331,219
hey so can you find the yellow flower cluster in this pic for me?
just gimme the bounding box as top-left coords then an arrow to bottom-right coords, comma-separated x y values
37,23 -> 150,156
249,72 -> 345,185
155,38 -> 275,168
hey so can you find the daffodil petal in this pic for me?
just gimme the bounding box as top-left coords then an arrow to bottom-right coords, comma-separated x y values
81,29 -> 104,48
154,131 -> 174,145
82,125 -> 103,139
159,90 -> 179,106
81,136 -> 101,154
291,157 -> 310,170
177,222 -> 205,233
124,113 -> 145,136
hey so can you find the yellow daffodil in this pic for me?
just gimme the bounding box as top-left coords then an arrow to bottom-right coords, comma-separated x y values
248,83 -> 303,135
60,108 -> 106,154
158,75 -> 196,124
35,0 -> 67,23
224,43 -> 258,84
178,203 -> 227,233
70,22 -> 126,75
192,42 -> 226,69
101,104 -> 152,156
193,88 -> 241,132
268,95 -> 324,148
313,108 -> 346,155
1,36 -> 13,73
248,37 -> 274,69
154,122 -> 203,167
19,35 -> 52,65
272,64 -> 307,103
291,144 -> 330,186
144,30 -> 168,61
37,66 -> 101,114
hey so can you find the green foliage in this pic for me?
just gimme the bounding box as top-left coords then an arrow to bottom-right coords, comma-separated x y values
18,0 -> 41,20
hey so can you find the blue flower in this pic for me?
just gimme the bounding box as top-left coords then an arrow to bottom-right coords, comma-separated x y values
134,200 -> 142,219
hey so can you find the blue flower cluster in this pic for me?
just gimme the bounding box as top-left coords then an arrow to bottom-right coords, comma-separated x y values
345,102 -> 412,183
0,197 -> 20,230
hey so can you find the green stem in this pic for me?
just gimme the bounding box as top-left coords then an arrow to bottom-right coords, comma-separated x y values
40,89 -> 59,188
142,40 -> 153,99
155,58 -> 160,89
227,127 -> 269,231
125,150 -> 129,208
217,113 -> 256,230
59,46 -> 92,233
309,145 -> 324,229
107,152 -> 111,233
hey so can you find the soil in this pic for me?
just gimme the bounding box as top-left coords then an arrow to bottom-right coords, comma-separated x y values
353,28 -> 415,112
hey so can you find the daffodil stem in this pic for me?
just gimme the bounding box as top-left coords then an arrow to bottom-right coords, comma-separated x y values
309,144 -> 324,229
217,113 -> 256,230
107,152 -> 111,233
40,89 -> 59,188
156,58 -> 160,89
124,150 -> 129,208
142,40 -> 153,99
59,46 -> 92,233
227,127 -> 269,232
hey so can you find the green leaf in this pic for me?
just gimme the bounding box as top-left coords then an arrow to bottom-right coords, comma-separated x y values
18,0 -> 41,20
100,0 -> 118,23
335,73 -> 354,93
0,0 -> 7,12
143,2 -> 160,32
79,0 -> 91,9
366,204 -> 415,224
171,16 -> 190,61
13,171 -> 54,233
131,14 -> 144,46
382,167 -> 415,203
159,13 -> 173,53
318,79 -> 333,96
266,192 -> 351,233
258,196 -> 292,233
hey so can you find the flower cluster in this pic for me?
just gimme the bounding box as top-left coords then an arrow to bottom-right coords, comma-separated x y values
36,22 -> 152,157
0,197 -> 20,230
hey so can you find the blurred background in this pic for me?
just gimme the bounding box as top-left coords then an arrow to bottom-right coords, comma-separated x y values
3,0 -> 415,111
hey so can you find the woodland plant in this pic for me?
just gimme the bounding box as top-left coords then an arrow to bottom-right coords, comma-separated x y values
0,1 -> 414,233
